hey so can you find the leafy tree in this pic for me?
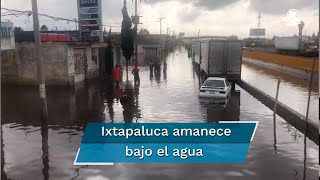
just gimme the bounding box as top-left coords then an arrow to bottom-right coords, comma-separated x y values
40,25 -> 48,31
120,0 -> 135,81
139,28 -> 150,35
14,27 -> 24,32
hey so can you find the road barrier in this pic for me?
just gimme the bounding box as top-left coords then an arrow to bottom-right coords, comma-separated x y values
237,80 -> 319,145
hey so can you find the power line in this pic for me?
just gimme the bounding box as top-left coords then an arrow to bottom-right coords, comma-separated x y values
1,7 -> 121,28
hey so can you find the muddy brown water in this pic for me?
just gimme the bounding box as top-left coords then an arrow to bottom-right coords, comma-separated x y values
1,47 -> 318,180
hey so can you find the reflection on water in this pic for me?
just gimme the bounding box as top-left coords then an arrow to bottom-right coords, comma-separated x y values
200,90 -> 241,123
41,114 -> 49,180
242,62 -> 319,123
1,48 -> 318,180
1,125 -> 8,180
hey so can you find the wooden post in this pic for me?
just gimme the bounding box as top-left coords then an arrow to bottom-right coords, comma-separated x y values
273,79 -> 281,151
303,58 -> 316,180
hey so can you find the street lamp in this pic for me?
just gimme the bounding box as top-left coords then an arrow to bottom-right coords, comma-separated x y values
158,17 -> 165,35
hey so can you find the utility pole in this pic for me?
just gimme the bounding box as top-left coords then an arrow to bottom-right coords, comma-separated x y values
31,0 -> 48,119
74,18 -> 77,31
98,0 -> 103,42
158,17 -> 165,36
158,17 -> 165,61
77,0 -> 81,40
158,17 -> 165,45
134,0 -> 138,66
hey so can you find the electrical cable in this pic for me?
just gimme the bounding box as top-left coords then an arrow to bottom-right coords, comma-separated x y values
1,7 -> 121,28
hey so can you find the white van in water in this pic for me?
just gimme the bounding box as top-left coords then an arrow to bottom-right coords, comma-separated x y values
199,77 -> 231,98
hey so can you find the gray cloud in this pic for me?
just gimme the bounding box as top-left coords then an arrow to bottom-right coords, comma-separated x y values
2,0 -> 318,36
147,0 -> 318,13
249,0 -> 319,15
146,0 -> 175,4
193,0 -> 239,10
177,7 -> 202,22
147,0 -> 239,10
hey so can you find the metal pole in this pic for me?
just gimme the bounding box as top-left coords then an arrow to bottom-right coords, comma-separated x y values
134,0 -> 138,66
77,0 -> 81,40
31,0 -> 48,118
98,0 -> 103,42
273,79 -> 280,152
160,18 -> 162,36
303,58 -> 316,180
74,18 -> 77,31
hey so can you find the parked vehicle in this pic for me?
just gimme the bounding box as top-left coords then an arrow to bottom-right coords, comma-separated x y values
205,90 -> 240,122
193,41 -> 201,66
274,36 -> 318,57
199,94 -> 230,108
199,77 -> 231,98
199,40 -> 242,81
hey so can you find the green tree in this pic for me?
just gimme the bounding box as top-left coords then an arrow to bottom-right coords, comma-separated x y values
120,0 -> 135,81
40,25 -> 48,31
139,28 -> 150,35
14,27 -> 24,32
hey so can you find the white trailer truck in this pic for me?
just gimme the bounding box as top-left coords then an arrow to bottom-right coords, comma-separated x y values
199,40 -> 242,81
275,36 -> 318,57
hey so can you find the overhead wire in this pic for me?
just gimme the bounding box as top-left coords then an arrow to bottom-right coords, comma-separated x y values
1,7 -> 122,28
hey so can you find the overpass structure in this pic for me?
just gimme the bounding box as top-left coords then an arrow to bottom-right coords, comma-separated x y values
179,36 -> 238,44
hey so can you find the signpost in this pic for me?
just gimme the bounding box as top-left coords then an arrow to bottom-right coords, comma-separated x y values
0,22 -> 15,50
78,0 -> 101,41
249,28 -> 266,38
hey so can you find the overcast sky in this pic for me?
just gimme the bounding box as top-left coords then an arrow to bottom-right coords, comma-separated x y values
1,0 -> 319,38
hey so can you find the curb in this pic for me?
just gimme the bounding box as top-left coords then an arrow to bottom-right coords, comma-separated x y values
243,57 -> 318,81
237,80 -> 319,145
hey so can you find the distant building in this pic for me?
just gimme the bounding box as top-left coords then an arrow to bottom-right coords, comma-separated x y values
1,22 -> 15,50
228,36 -> 238,40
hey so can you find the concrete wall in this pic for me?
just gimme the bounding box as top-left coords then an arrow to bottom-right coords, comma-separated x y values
1,42 -> 100,86
237,80 -> 319,145
67,45 -> 100,84
86,47 -> 99,80
67,46 -> 75,86
243,57 -> 319,81
2,42 -> 69,85
1,50 -> 19,83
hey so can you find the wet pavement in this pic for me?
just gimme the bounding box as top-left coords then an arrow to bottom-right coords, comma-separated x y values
1,47 -> 319,180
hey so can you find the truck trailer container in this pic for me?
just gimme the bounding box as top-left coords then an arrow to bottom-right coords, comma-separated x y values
275,36 -> 318,56
199,40 -> 242,81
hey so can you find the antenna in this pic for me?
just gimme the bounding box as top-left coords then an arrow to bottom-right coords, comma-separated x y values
258,11 -> 261,29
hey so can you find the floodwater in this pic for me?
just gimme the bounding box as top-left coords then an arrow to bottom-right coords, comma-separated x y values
242,62 -> 319,124
1,47 -> 319,180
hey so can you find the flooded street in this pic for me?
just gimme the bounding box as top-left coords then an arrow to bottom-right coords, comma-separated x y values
1,47 -> 319,180
242,62 -> 319,124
